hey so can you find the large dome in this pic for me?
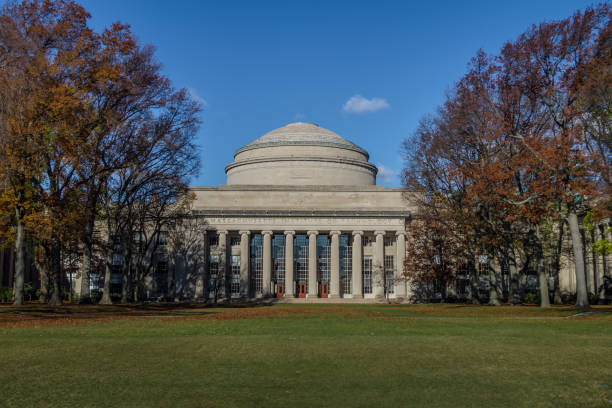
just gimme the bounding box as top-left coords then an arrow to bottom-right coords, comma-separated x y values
225,122 -> 378,186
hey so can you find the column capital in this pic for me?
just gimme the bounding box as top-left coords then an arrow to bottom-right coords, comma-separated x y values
239,230 -> 251,236
307,230 -> 318,237
283,230 -> 296,236
395,231 -> 406,237
329,230 -> 341,236
217,230 -> 229,235
374,230 -> 386,236
261,230 -> 274,236
352,230 -> 364,236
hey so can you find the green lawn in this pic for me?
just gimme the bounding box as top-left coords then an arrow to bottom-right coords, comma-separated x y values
1,304 -> 611,408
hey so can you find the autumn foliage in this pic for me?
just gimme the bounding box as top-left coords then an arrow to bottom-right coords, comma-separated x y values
0,0 -> 201,305
403,4 -> 611,308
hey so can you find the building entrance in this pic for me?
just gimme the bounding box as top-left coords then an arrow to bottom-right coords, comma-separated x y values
297,283 -> 306,298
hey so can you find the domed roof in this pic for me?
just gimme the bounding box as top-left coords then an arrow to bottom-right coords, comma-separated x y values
226,122 -> 377,186
235,122 -> 369,158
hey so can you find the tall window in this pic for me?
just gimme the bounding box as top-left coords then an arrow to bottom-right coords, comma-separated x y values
317,236 -> 330,288
208,254 -> 220,290
384,236 -> 394,247
230,255 -> 240,295
294,234 -> 309,293
156,260 -> 168,296
363,256 -> 372,294
384,255 -> 395,294
273,235 -> 286,285
250,234 -> 263,294
230,236 -> 240,247
340,234 -> 352,295
363,236 -> 373,247
209,235 -> 219,247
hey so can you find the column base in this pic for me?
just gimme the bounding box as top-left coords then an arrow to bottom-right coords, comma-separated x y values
352,294 -> 363,299
328,294 -> 340,299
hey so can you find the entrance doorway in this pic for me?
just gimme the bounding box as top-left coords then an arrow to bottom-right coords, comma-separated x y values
297,283 -> 306,298
320,283 -> 328,298
276,283 -> 284,298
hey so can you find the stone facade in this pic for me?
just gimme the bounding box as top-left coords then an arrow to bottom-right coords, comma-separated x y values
174,122 -> 414,301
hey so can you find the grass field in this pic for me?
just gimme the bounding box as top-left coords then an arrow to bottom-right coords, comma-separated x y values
0,303 -> 611,408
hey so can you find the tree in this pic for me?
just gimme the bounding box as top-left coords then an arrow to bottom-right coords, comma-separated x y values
403,5 -> 611,309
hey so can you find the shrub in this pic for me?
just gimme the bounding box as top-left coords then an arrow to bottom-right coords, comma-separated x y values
0,286 -> 12,303
523,292 -> 540,305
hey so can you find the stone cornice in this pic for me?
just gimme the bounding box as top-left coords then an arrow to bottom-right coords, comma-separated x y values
191,209 -> 411,218
190,185 -> 410,192
225,156 -> 378,174
234,140 -> 369,159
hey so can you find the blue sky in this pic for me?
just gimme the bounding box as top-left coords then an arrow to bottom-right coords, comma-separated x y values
47,1 -> 601,186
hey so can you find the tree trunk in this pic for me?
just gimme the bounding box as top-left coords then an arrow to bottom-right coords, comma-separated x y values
506,246 -> 520,305
535,228 -> 550,308
48,237 -> 62,306
36,245 -> 50,303
121,246 -> 131,304
79,217 -> 95,303
12,207 -> 26,305
553,220 -> 564,304
488,262 -> 500,306
567,210 -> 589,309
99,249 -> 113,305
470,266 -> 480,304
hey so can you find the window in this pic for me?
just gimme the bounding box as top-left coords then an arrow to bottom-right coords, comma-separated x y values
230,236 -> 241,247
363,256 -> 372,294
294,234 -> 309,293
384,236 -> 394,247
273,235 -> 285,285
363,236 -> 373,247
208,259 -> 220,289
340,235 -> 352,295
156,261 -> 168,296
209,235 -> 219,247
317,235 -> 330,288
384,255 -> 395,294
230,255 -> 240,295
112,253 -> 123,266
250,234 -> 263,294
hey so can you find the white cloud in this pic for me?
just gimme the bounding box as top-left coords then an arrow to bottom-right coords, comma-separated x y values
342,94 -> 389,114
376,163 -> 398,184
188,88 -> 208,107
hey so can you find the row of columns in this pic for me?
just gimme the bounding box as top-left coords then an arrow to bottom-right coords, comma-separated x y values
203,229 -> 407,299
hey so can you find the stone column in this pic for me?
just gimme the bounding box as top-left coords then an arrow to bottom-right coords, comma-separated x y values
195,230 -> 207,300
395,231 -> 407,299
330,231 -> 341,298
218,230 -> 228,299
373,231 -> 386,300
352,231 -> 363,298
262,231 -> 273,297
284,231 -> 295,297
307,230 -> 318,297
239,231 -> 250,299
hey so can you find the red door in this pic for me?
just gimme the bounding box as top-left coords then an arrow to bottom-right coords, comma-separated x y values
297,283 -> 306,298
276,283 -> 284,298
320,283 -> 328,298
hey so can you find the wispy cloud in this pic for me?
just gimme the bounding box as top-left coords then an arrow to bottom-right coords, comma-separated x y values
342,94 -> 389,114
376,163 -> 398,184
188,88 -> 208,107
293,112 -> 305,121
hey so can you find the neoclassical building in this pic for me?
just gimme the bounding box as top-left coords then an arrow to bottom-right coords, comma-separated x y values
183,122 -> 416,301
